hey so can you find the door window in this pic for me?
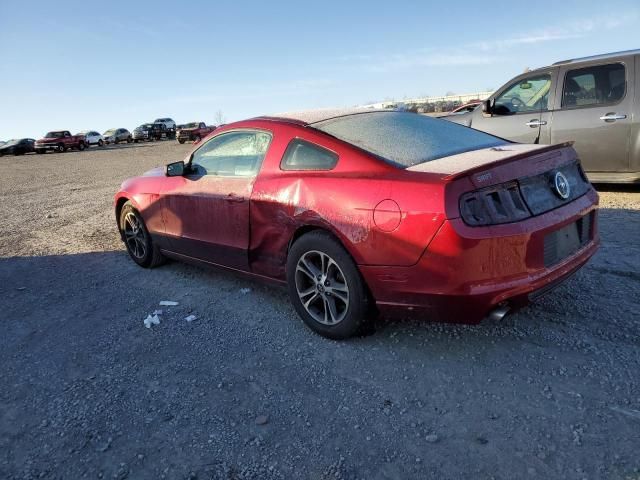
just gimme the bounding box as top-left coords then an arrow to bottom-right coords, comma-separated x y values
190,130 -> 272,177
562,63 -> 626,108
493,75 -> 551,115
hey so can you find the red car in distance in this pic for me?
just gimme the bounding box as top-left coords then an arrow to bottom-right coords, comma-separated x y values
114,110 -> 599,339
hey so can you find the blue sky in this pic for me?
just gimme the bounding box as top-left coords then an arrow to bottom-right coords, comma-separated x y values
1,0 -> 639,139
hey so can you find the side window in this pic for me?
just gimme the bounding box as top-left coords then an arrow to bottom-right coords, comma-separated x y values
200,123 -> 206,128
562,63 -> 625,108
493,75 -> 551,115
281,139 -> 338,171
190,130 -> 272,177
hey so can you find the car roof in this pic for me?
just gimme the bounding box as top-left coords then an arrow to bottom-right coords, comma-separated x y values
255,107 -> 398,126
552,48 -> 640,66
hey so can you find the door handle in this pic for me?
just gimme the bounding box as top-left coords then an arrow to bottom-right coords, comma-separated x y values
525,119 -> 547,127
225,193 -> 246,203
599,113 -> 627,122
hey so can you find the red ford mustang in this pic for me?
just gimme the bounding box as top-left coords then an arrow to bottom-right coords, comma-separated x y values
114,110 -> 599,339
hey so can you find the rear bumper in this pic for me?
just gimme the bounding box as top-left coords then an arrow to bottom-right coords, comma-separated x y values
360,189 -> 599,323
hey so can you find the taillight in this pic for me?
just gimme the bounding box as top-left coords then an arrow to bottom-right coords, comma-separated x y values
459,181 -> 531,226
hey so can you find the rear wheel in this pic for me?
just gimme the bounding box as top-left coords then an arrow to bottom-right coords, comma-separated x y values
126,136 -> 132,143
78,142 -> 85,151
286,231 -> 371,339
193,135 -> 201,143
119,202 -> 164,268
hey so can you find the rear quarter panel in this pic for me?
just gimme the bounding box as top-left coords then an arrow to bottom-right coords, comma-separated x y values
243,121 -> 447,280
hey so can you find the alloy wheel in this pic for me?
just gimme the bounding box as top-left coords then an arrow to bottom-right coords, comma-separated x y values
295,250 -> 349,325
123,212 -> 147,259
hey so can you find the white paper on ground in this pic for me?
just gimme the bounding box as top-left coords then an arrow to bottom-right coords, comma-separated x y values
143,314 -> 160,329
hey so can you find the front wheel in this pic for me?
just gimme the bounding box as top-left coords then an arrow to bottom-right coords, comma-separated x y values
178,138 -> 185,144
98,139 -> 104,147
119,202 -> 164,268
286,231 -> 371,339
126,136 -> 132,143
57,144 -> 65,153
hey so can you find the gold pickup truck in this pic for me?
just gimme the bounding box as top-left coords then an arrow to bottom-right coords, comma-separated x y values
444,49 -> 639,184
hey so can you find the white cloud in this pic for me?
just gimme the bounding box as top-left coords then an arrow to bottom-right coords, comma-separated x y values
338,11 -> 639,73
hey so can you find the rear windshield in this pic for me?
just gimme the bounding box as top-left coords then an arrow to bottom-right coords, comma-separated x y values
45,131 -> 65,138
312,111 -> 507,168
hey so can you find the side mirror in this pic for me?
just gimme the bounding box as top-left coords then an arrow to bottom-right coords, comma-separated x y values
481,99 -> 493,115
166,161 -> 185,177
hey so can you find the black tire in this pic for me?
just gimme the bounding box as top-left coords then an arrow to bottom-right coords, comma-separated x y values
286,230 -> 371,339
134,139 -> 139,143
98,139 -> 104,147
178,138 -> 185,144
119,202 -> 165,268
36,150 -> 45,154
78,142 -> 85,151
127,136 -> 132,143
57,143 -> 65,153
193,135 -> 201,143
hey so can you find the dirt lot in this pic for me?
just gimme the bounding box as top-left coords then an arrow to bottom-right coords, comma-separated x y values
1,142 -> 639,479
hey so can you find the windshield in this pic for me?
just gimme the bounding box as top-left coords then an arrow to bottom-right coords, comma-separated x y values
139,124 -> 154,129
103,129 -> 116,135
45,131 -> 65,139
312,111 -> 507,168
182,122 -> 199,129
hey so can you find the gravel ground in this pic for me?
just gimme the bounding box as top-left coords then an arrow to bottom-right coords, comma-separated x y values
1,142 -> 639,479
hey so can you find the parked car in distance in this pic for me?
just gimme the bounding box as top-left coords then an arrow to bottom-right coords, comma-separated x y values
77,130 -> 104,147
444,49 -> 640,183
114,109 -> 599,339
176,122 -> 216,144
103,128 -> 132,145
35,131 -> 86,153
0,138 -> 35,156
133,123 -> 164,142
449,101 -> 482,114
154,117 -> 176,130
153,118 -> 177,139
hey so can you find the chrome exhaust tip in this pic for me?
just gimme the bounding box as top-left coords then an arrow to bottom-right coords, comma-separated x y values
488,304 -> 510,322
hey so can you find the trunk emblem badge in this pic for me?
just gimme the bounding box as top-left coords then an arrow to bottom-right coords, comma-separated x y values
553,172 -> 570,199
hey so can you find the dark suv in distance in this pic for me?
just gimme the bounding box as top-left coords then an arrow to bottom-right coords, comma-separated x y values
133,123 -> 166,142
0,138 -> 35,156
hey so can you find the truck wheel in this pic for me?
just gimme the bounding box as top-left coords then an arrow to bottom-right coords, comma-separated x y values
178,139 -> 185,144
78,142 -> 85,151
57,144 -> 65,153
193,135 -> 201,143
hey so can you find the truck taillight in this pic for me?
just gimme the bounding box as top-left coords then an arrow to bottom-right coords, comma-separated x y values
459,181 -> 531,226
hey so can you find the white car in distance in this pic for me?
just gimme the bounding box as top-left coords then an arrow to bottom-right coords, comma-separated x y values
77,130 -> 104,147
